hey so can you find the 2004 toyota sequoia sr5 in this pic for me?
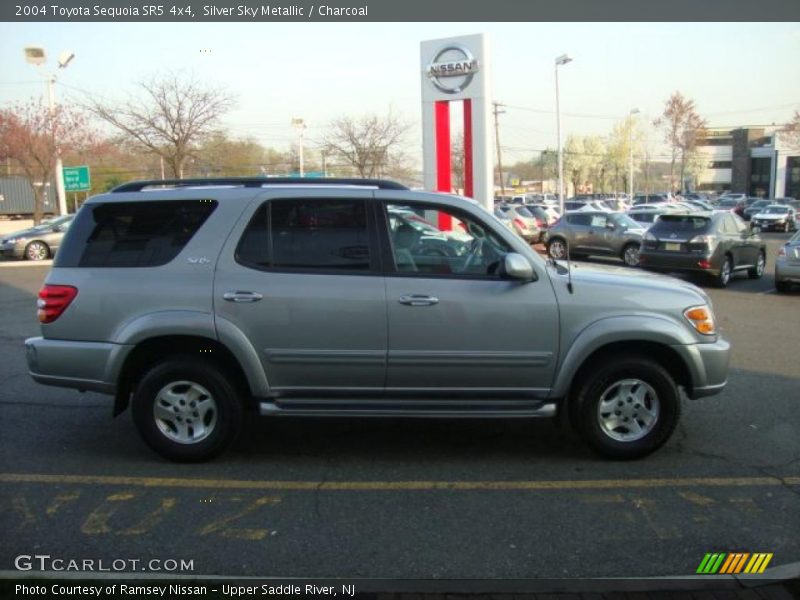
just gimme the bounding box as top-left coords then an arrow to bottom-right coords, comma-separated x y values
25,178 -> 730,461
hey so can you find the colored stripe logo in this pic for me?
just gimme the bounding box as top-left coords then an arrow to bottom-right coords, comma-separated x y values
696,552 -> 773,574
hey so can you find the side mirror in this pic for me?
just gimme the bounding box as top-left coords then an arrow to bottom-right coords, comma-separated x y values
501,253 -> 535,282
605,221 -> 616,230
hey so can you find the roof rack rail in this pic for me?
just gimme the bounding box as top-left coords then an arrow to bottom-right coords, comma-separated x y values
110,177 -> 409,193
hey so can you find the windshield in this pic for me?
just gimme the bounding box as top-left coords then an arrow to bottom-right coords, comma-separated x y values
31,215 -> 73,231
610,214 -> 641,229
764,206 -> 789,214
514,207 -> 534,218
719,199 -> 738,207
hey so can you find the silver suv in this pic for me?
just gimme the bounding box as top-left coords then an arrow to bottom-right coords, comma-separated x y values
25,178 -> 730,462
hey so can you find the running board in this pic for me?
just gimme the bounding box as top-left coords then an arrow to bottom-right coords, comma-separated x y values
258,398 -> 557,418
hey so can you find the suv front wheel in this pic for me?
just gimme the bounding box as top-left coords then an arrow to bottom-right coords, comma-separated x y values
571,355 -> 681,459
132,357 -> 243,462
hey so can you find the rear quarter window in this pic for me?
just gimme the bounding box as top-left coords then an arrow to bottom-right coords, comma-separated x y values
54,200 -> 217,268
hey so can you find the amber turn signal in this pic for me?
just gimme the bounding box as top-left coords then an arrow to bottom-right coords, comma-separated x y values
684,306 -> 715,335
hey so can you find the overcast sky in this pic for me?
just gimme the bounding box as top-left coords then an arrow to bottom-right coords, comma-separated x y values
1,22 -> 799,164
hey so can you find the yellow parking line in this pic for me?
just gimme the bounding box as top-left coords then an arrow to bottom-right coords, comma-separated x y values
1,473 -> 798,491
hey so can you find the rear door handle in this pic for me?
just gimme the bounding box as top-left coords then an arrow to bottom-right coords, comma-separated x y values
398,294 -> 439,307
223,291 -> 263,303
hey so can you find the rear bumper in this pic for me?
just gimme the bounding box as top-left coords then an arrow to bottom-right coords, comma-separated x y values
639,250 -> 719,275
25,337 -> 133,395
775,261 -> 800,283
671,338 -> 731,399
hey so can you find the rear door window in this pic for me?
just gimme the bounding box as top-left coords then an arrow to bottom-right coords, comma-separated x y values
236,198 -> 375,273
55,200 -> 217,268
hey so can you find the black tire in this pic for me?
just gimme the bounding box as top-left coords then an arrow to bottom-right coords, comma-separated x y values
713,255 -> 733,288
748,251 -> 765,279
131,356 -> 243,462
571,354 -> 681,460
776,280 -> 791,293
621,243 -> 641,267
24,240 -> 50,261
547,237 -> 568,260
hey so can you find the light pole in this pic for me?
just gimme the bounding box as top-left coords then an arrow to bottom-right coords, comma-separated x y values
555,54 -> 572,215
24,47 -> 75,216
628,108 -> 640,202
291,117 -> 306,176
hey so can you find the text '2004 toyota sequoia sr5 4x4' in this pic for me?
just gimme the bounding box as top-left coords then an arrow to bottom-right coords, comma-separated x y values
25,178 -> 730,462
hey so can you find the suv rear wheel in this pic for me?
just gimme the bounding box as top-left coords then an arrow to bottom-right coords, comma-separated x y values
131,357 -> 243,462
713,256 -> 732,288
571,355 -> 681,459
748,251 -> 765,279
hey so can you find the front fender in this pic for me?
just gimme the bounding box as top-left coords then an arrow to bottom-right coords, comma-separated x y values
549,314 -> 698,399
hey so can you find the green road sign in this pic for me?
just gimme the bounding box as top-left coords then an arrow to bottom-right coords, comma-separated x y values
63,166 -> 91,192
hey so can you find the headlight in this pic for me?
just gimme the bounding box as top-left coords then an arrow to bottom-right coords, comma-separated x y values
644,232 -> 657,242
684,305 -> 716,335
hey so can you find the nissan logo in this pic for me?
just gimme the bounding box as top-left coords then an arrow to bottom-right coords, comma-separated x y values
426,44 -> 479,94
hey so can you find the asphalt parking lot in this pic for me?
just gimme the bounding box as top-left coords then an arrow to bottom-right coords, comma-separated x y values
0,232 -> 798,582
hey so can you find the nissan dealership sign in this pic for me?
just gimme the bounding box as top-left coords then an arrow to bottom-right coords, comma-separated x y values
426,44 -> 479,94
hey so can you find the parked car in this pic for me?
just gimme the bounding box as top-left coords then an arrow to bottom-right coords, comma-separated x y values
750,204 -> 797,233
525,203 -> 560,226
494,206 -> 516,233
743,199 -> 772,221
632,193 -> 673,206
714,197 -> 747,218
639,212 -> 766,287
775,229 -> 800,293
25,177 -> 731,462
1,214 -> 74,261
497,205 -> 542,242
546,210 -> 645,266
627,207 -> 672,227
685,199 -> 715,211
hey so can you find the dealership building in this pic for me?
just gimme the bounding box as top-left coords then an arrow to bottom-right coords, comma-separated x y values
696,126 -> 799,198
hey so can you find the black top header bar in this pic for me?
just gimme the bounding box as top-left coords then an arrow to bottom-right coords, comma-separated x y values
4,0 -> 799,21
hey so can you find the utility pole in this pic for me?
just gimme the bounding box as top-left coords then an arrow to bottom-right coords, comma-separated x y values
493,102 -> 506,197
291,118 -> 306,177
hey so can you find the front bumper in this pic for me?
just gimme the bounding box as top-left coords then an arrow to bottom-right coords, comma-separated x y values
752,220 -> 787,231
670,337 -> 731,399
2,242 -> 24,259
25,337 -> 133,395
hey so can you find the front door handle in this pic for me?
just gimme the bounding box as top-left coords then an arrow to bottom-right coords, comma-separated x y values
398,294 -> 439,307
223,291 -> 263,303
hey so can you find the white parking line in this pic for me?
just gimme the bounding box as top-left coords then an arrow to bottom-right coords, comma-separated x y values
0,260 -> 53,268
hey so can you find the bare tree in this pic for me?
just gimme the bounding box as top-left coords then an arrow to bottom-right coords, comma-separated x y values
654,92 -> 707,191
451,133 -> 465,192
85,73 -> 234,179
322,112 -> 410,179
0,100 -> 95,223
779,110 -> 800,152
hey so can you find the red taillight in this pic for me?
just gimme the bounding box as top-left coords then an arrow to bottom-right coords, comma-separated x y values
514,218 -> 528,231
37,285 -> 78,324
697,260 -> 712,269
535,218 -> 545,228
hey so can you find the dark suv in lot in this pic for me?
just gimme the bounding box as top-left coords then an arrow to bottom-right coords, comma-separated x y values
639,212 -> 766,287
25,178 -> 731,462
